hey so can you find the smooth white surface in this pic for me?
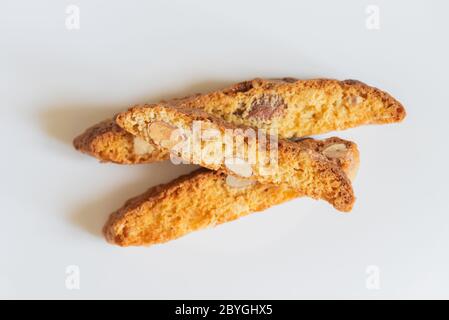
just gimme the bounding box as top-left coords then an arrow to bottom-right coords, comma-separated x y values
1,0 -> 448,299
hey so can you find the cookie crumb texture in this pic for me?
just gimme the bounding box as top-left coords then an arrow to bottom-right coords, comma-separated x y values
104,137 -> 359,246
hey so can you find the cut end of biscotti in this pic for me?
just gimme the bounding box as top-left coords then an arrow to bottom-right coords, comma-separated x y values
72,119 -> 126,162
308,137 -> 360,182
295,137 -> 359,211
306,150 -> 355,212
73,119 -> 169,164
340,79 -> 406,123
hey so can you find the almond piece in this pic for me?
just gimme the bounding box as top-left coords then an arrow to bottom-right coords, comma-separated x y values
247,94 -> 285,120
347,95 -> 364,106
322,143 -> 348,160
224,158 -> 253,178
133,136 -> 155,155
148,121 -> 183,149
225,175 -> 255,189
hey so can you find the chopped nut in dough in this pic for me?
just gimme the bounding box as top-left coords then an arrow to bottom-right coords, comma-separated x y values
133,136 -> 155,155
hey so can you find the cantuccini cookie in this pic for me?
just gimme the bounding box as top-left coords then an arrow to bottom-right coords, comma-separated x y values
104,137 -> 359,246
115,104 -> 356,211
73,78 -> 405,164
181,78 -> 405,138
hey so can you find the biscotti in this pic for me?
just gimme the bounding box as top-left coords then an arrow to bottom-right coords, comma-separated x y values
181,78 -> 405,138
104,137 -> 359,246
73,78 -> 405,164
115,104 -> 355,211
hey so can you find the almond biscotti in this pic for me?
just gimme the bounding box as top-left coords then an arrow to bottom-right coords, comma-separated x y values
115,104 -> 355,211
104,137 -> 359,246
73,78 -> 405,164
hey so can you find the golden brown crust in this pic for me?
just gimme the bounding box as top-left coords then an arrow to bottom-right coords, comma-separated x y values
73,78 -> 404,164
115,104 -> 355,211
104,137 -> 359,246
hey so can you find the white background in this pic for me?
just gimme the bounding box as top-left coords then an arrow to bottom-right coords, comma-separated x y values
1,0 -> 448,299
